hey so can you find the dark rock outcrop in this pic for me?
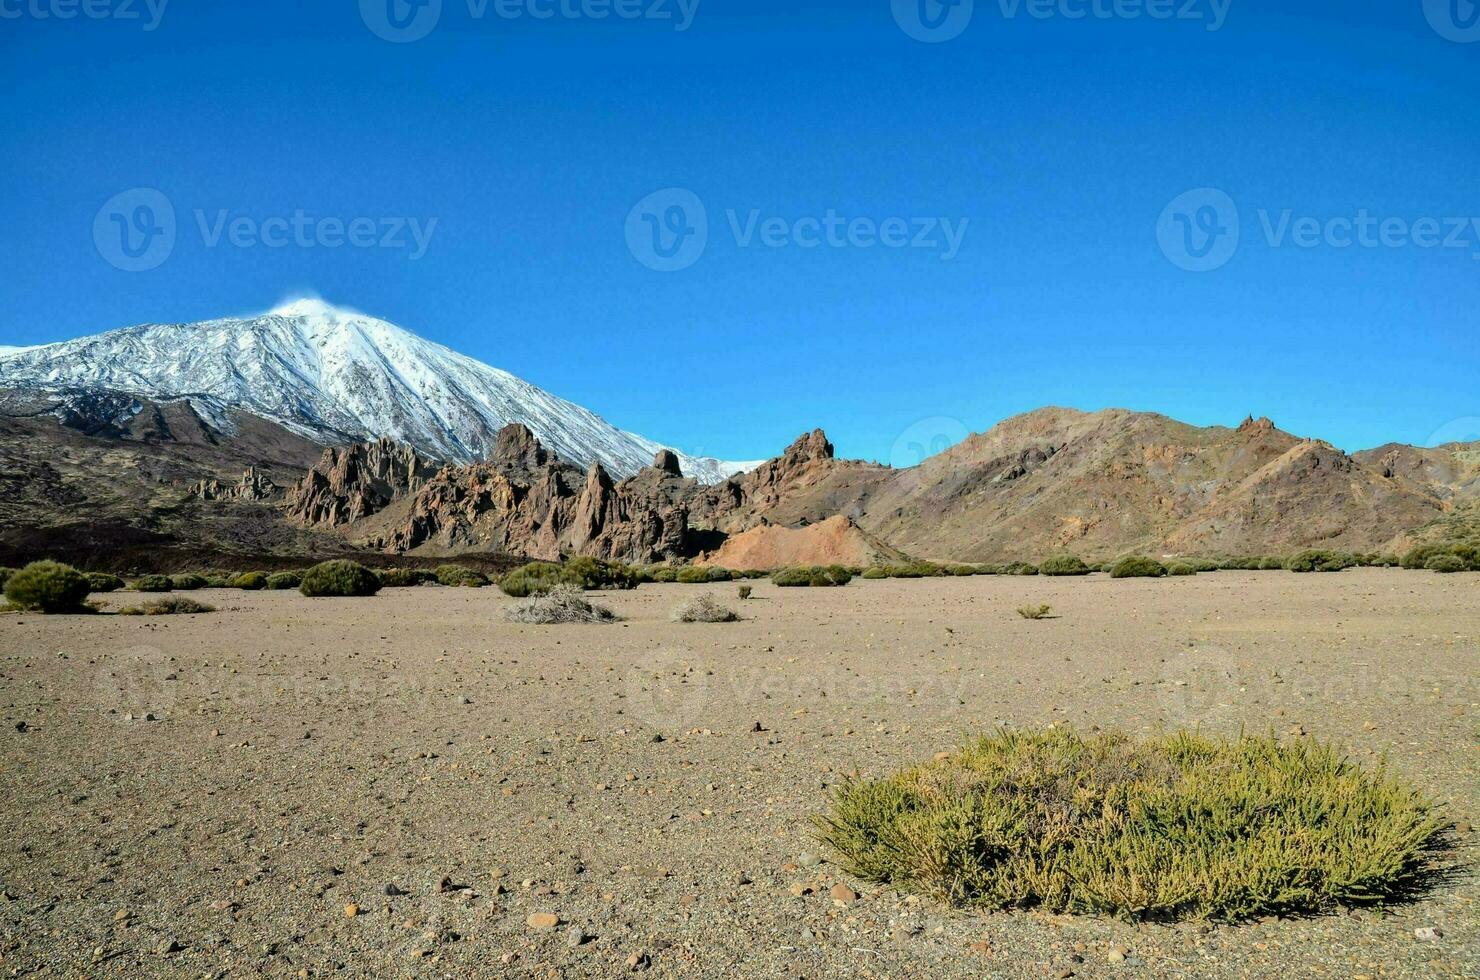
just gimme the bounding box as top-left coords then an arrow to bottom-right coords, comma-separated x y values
286,438 -> 439,527
190,467 -> 280,502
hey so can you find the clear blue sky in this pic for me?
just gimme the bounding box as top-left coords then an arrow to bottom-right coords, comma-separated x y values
2,0 -> 1477,463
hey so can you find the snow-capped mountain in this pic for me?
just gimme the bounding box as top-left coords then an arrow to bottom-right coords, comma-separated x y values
0,299 -> 757,482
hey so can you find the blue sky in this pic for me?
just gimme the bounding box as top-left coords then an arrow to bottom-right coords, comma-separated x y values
2,0 -> 1477,463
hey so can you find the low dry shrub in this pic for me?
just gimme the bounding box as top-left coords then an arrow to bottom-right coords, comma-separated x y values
671,594 -> 740,623
817,728 -> 1446,922
504,584 -> 618,624
118,596 -> 215,616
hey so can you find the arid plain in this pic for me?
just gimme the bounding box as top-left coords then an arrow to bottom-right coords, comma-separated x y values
2,570 -> 1476,978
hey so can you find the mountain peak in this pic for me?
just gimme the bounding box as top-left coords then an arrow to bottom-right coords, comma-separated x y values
266,297 -> 365,321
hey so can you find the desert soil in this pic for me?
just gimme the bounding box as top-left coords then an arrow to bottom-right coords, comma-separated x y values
1,570 -> 1476,978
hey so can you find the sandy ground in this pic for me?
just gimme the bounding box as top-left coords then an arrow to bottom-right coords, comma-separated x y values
1,569 -> 1476,978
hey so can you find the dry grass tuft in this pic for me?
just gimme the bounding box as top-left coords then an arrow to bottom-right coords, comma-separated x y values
119,596 -> 216,616
504,585 -> 618,625
671,594 -> 740,623
816,727 -> 1447,922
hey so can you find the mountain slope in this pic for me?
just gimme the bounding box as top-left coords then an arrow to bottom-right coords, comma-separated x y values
689,409 -> 1450,561
0,299 -> 755,483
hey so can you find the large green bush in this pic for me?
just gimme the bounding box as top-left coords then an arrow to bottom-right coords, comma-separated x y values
1038,555 -> 1091,577
378,568 -> 438,588
1110,556 -> 1167,579
265,571 -> 303,590
499,558 -> 638,596
85,572 -> 126,593
132,574 -> 173,592
0,567 -> 17,591
771,565 -> 853,587
435,564 -> 490,588
1165,561 -> 1198,576
817,728 -> 1445,922
299,560 -> 381,598
1285,550 -> 1356,573
861,566 -> 888,580
169,573 -> 208,590
230,571 -> 268,590
5,561 -> 92,613
1425,555 -> 1467,573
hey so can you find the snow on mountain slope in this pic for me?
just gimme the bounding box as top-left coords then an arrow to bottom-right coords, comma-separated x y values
0,299 -> 757,483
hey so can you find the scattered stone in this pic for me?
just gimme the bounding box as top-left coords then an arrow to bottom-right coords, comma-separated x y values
1107,943 -> 1130,963
384,883 -> 406,896
649,734 -> 664,743
113,908 -> 131,922
624,951 -> 651,971
1414,926 -> 1443,941
1456,822 -> 1472,835
565,925 -> 588,947
787,883 -> 813,897
798,851 -> 821,868
344,903 -> 360,918
157,938 -> 182,956
527,912 -> 559,930
829,883 -> 858,903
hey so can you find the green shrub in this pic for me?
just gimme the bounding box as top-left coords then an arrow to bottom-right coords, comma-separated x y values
1038,555 -> 1090,577
1373,553 -> 1401,568
230,571 -> 268,590
0,567 -> 17,591
435,564 -> 490,588
677,566 -> 718,584
1165,561 -> 1197,576
861,567 -> 888,580
1002,561 -> 1039,576
882,562 -> 943,578
771,565 -> 853,587
132,574 -> 173,592
299,560 -> 381,598
4,561 -> 92,613
816,728 -> 1445,922
975,563 -> 1004,575
1425,555 -> 1467,573
169,573 -> 208,590
203,575 -> 232,588
1110,556 -> 1167,579
1401,544 -> 1446,570
1285,550 -> 1356,573
651,567 -> 678,583
265,571 -> 303,590
499,558 -> 638,597
1183,557 -> 1220,573
379,568 -> 437,588
1258,556 -> 1287,570
118,596 -> 214,616
85,572 -> 125,593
